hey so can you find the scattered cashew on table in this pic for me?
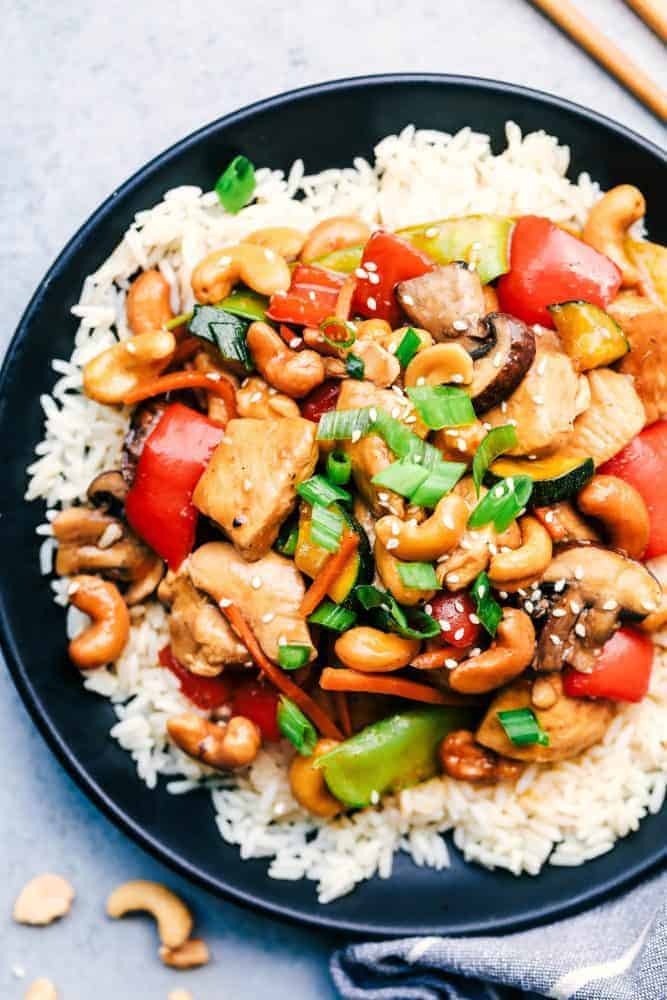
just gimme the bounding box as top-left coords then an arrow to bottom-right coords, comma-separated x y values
107,879 -> 210,968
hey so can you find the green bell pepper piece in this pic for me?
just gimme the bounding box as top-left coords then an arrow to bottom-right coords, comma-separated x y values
316,706 -> 472,808
219,287 -> 269,322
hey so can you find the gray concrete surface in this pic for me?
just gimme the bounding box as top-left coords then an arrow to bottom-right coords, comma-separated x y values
2,1 -> 665,997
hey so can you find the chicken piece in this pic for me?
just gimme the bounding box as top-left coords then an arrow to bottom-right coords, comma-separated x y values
193,417 -> 318,561
189,542 -> 315,663
477,675 -> 614,763
335,380 -> 427,517
562,368 -> 646,467
159,571 -> 248,676
484,330 -> 589,457
193,350 -> 240,424
609,297 -> 667,425
434,421 -> 486,465
533,502 -> 600,545
236,376 -> 300,420
396,263 -> 486,341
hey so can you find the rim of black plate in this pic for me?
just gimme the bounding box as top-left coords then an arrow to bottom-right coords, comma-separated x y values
1,74 -> 665,937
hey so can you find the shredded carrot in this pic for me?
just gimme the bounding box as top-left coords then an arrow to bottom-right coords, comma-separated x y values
122,371 -> 238,418
333,690 -> 352,738
220,602 -> 342,741
169,337 -> 201,368
320,668 -> 473,706
410,647 -> 467,671
334,274 -> 357,321
299,533 -> 359,617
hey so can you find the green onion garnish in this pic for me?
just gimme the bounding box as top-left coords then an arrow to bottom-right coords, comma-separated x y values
472,425 -> 518,497
497,708 -> 549,747
308,600 -> 357,632
395,327 -> 421,367
277,696 -> 317,755
471,570 -> 503,637
397,561 -> 440,590
406,386 -> 476,429
317,407 -> 373,442
409,461 -> 466,508
468,475 -> 533,533
278,644 -> 311,671
320,316 -> 357,349
189,306 -> 254,371
276,519 -> 298,557
215,155 -> 256,213
297,475 -> 351,507
372,410 -> 443,468
346,353 -> 365,380
219,288 -> 268,322
310,504 -> 344,552
326,451 -> 352,486
371,459 -> 429,498
355,585 -> 440,639
165,311 -> 193,330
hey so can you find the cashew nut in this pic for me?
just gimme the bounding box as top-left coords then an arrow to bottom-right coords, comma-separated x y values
483,285 -> 499,313
300,216 -> 371,263
375,494 -> 468,562
288,739 -> 343,817
577,474 -> 650,560
236,375 -> 300,419
107,880 -> 193,949
246,321 -> 325,398
25,980 -> 57,1000
126,269 -> 174,335
449,608 -> 535,694
531,675 -> 559,710
439,729 -> 522,783
404,342 -> 473,387
374,537 -> 436,606
83,329 -> 176,404
167,714 -> 261,770
640,556 -> 667,633
168,993 -> 194,1000
356,318 -> 393,343
582,185 -> 646,287
352,338 -> 400,387
379,324 -> 433,356
191,243 -> 291,304
13,874 -> 75,926
245,226 -> 306,261
334,626 -> 420,673
68,575 -> 130,669
488,516 -> 552,587
160,938 -> 210,969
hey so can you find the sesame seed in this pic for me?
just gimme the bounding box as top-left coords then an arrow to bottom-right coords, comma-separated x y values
308,290 -> 316,302
407,518 -> 419,528
368,272 -> 380,285
251,575 -> 262,590
574,623 -> 586,638
369,407 -> 378,422
425,227 -> 440,238
365,261 -> 378,271
602,599 -> 617,611
423,604 -> 433,616
386,538 -> 399,550
554,579 -> 566,592
233,515 -> 247,526
469,613 -> 480,624
220,598 -> 232,608
552,607 -> 566,618
518,588 -> 527,597
537,359 -> 547,376
378,492 -> 389,503
469,647 -> 482,658
405,415 -> 417,424
447,573 -> 460,584
451,373 -> 465,383
467,262 -> 476,272
493,352 -> 503,368
476,584 -> 486,597
528,454 -> 537,461
488,542 -> 498,556
494,484 -> 505,498
391,406 -> 401,418
574,565 -> 584,580
125,341 -> 137,354
351,429 -> 362,443
501,401 -> 508,413
452,319 -> 469,332
570,600 -> 582,614
278,635 -> 287,646
261,612 -> 274,623
457,438 -> 467,451
416,376 -> 426,386
250,391 -> 263,403
532,588 -> 542,600
454,600 -> 464,613
550,634 -> 562,646
499,591 -> 508,599
97,522 -> 123,549
533,395 -> 544,405
401,293 -> 415,306
264,248 -> 276,260
205,372 -> 222,381
544,510 -> 554,523
445,658 -> 458,669
443,515 -> 455,530
370,790 -> 380,805
391,521 -> 400,536
641,599 -> 658,612
355,268 -> 369,279
289,337 -> 302,349
367,296 -> 377,310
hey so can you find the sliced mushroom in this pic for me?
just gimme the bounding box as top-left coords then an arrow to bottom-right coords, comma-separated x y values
87,470 -> 129,512
121,399 -> 166,485
396,262 -> 491,353
477,675 -> 614,763
469,313 -> 536,414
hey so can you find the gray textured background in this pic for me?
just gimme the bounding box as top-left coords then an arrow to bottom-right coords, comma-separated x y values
2,1 -> 665,997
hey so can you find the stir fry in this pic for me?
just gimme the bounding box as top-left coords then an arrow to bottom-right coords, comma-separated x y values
52,165 -> 667,816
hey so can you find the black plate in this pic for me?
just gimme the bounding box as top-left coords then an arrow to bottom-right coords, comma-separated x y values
1,75 -> 665,937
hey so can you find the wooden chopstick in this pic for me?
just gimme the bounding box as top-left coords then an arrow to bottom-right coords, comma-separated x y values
530,0 -> 667,122
624,0 -> 667,43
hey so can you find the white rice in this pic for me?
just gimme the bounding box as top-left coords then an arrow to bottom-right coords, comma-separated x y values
25,122 -> 666,903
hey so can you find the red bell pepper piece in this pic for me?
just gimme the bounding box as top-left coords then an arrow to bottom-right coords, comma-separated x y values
600,421 -> 667,560
352,231 -> 434,326
125,402 -> 225,570
428,592 -> 482,649
563,626 -> 654,703
231,680 -> 281,742
159,645 -> 232,710
497,216 -> 622,328
266,264 -> 345,327
301,380 -> 342,422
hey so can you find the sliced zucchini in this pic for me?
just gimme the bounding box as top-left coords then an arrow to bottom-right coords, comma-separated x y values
549,301 -> 629,370
488,455 -> 594,506
294,503 -> 372,603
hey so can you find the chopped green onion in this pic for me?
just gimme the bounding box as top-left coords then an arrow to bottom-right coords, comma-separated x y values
310,504 -> 344,552
395,327 -> 421,367
326,451 -> 352,486
498,708 -> 549,747
471,571 -> 503,637
397,562 -> 440,590
346,353 -> 365,380
215,155 -> 256,213
277,644 -> 311,671
308,600 -> 357,632
317,407 -> 373,442
468,475 -> 533,533
320,316 -> 356,349
297,475 -> 351,507
472,425 -> 518,497
165,311 -> 193,330
372,410 -> 443,468
276,519 -> 298,557
371,459 -> 429,498
355,585 -> 440,639
406,386 -> 476,430
189,306 -> 253,371
277,696 -> 317,755
219,288 -> 268,322
409,461 -> 466,507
